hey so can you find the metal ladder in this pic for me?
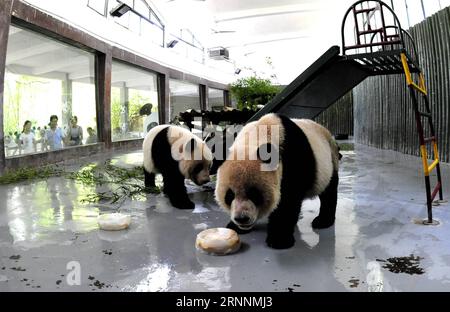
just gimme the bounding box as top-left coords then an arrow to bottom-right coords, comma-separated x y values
341,0 -> 445,223
400,54 -> 444,224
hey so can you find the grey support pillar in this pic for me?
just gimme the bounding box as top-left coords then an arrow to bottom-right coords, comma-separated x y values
61,73 -> 73,127
157,73 -> 170,124
200,84 -> 208,111
95,50 -> 112,148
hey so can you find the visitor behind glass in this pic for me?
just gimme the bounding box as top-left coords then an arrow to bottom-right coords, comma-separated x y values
20,120 -> 36,154
85,127 -> 97,144
67,116 -> 83,146
45,115 -> 65,150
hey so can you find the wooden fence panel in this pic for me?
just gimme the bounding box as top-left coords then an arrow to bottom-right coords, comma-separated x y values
353,7 -> 450,163
314,92 -> 354,137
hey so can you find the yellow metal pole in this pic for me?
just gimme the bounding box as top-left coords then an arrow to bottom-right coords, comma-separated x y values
420,145 -> 429,176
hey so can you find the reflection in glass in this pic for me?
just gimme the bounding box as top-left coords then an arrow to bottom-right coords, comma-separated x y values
208,88 -> 225,111
169,79 -> 201,122
111,61 -> 159,141
3,25 -> 97,158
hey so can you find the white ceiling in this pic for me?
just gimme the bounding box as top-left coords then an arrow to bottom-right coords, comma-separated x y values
6,26 -> 95,83
151,0 -> 358,84
6,25 -> 158,90
7,0 -> 449,86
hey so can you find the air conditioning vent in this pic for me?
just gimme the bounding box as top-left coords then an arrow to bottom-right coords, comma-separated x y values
208,47 -> 229,60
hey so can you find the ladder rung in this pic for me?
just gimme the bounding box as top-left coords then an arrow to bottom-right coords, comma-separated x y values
431,182 -> 441,201
424,136 -> 436,144
344,40 -> 401,50
419,111 -> 432,118
428,159 -> 439,173
410,82 -> 427,95
358,28 -> 382,35
355,8 -> 376,14
386,36 -> 400,41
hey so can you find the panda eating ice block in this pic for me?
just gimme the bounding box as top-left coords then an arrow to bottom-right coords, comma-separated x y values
215,113 -> 340,249
143,125 -> 213,209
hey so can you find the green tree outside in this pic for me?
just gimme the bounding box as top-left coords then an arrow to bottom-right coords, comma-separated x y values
229,76 -> 281,111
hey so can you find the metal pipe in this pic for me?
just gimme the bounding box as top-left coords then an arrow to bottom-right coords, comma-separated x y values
404,0 -> 411,28
420,0 -> 426,19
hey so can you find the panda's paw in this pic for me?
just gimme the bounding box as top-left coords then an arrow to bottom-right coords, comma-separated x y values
265,234 -> 295,249
226,221 -> 253,234
170,198 -> 195,210
312,216 -> 335,229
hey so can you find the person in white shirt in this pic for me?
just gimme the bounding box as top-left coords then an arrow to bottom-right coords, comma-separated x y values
19,120 -> 36,154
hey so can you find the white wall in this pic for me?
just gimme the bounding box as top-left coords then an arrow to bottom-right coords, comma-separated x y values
21,0 -> 235,85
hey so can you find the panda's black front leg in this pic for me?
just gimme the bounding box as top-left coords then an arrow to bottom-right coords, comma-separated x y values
266,197 -> 303,249
312,171 -> 338,229
162,171 -> 195,210
144,169 -> 156,188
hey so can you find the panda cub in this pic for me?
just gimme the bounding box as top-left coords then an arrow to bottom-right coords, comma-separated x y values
215,113 -> 340,249
143,125 -> 213,209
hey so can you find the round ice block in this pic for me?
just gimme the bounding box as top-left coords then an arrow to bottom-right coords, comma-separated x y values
195,228 -> 241,255
97,213 -> 131,231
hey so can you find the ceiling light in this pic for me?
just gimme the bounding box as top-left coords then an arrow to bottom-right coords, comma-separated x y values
110,3 -> 132,17
166,40 -> 179,48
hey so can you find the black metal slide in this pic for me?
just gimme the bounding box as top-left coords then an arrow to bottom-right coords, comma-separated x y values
248,45 -> 370,121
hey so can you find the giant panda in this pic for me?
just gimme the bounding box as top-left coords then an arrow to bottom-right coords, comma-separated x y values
205,127 -> 238,175
215,113 -> 340,249
143,125 -> 213,209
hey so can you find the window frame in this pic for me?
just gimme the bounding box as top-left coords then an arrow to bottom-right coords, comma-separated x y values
87,0 -> 109,17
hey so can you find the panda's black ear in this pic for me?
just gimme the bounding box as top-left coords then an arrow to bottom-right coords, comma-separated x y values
257,143 -> 278,164
184,138 -> 197,154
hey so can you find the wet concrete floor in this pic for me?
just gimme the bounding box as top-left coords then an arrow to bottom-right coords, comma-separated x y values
0,144 -> 449,291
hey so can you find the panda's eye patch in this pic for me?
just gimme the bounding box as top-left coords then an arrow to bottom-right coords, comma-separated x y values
225,189 -> 235,206
193,164 -> 203,175
246,187 -> 264,206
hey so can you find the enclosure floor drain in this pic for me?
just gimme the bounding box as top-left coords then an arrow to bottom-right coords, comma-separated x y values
412,218 -> 440,226
422,219 -> 440,226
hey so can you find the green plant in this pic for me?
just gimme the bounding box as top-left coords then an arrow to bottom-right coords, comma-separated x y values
3,74 -> 24,135
0,165 -> 65,184
338,143 -> 354,151
110,88 -> 153,132
229,76 -> 281,110
0,161 -> 160,206
110,88 -> 122,131
68,160 -> 160,204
